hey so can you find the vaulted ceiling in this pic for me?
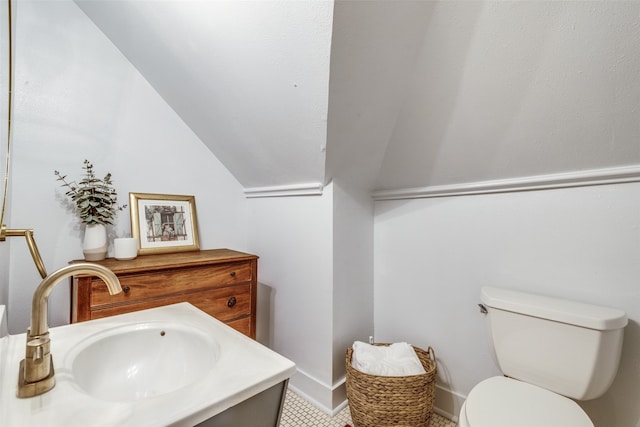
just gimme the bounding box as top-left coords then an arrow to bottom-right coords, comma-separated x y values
76,0 -> 640,195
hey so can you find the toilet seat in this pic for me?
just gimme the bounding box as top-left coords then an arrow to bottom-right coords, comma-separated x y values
462,376 -> 594,427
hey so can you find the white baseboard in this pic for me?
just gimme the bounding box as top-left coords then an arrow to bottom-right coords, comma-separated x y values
289,366 -> 465,424
287,368 -> 347,417
433,384 -> 466,423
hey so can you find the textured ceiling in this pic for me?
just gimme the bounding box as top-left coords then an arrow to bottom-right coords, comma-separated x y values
76,1 -> 640,194
375,1 -> 640,192
76,0 -> 333,191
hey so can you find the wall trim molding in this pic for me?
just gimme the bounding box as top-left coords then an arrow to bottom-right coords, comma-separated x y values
433,384 -> 465,423
287,368 -> 347,416
244,182 -> 324,198
373,165 -> 640,201
288,368 -> 463,423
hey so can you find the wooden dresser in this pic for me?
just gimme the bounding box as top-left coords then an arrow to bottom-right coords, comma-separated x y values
70,248 -> 258,338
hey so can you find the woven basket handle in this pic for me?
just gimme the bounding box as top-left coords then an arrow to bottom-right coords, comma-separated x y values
427,346 -> 436,366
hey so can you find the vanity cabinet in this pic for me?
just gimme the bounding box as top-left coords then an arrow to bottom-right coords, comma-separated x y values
70,249 -> 258,338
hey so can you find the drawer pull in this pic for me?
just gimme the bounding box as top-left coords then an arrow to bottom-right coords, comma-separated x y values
230,271 -> 236,278
227,297 -> 237,308
123,286 -> 131,293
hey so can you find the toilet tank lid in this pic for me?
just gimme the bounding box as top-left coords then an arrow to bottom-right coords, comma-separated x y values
481,287 -> 628,330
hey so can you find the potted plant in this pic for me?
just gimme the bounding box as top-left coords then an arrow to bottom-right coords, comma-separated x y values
55,159 -> 126,260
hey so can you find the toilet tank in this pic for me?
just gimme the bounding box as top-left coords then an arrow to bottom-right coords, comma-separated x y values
481,287 -> 627,400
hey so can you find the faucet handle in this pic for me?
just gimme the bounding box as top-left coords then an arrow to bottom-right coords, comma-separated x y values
26,337 -> 48,361
19,337 -> 55,397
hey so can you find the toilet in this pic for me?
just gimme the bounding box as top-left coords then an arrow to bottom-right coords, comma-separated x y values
459,286 -> 628,427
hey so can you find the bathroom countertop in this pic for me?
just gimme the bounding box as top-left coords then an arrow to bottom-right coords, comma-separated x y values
0,303 -> 296,426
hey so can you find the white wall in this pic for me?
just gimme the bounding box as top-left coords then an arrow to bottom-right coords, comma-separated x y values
374,182 -> 640,426
5,0 -> 247,334
247,180 -> 375,414
247,185 -> 334,410
330,180 -> 374,409
332,180 -> 373,380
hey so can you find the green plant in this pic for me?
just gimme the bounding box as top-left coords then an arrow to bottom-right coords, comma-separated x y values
54,160 -> 126,225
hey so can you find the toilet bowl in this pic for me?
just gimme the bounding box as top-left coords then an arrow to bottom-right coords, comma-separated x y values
458,376 -> 593,427
460,287 -> 627,427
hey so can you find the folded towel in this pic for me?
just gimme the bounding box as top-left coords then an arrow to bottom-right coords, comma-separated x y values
351,341 -> 426,376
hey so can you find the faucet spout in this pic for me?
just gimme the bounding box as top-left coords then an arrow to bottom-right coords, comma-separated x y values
29,263 -> 122,338
17,263 -> 122,398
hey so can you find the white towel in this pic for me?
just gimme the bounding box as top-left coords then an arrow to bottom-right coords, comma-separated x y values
351,341 -> 426,376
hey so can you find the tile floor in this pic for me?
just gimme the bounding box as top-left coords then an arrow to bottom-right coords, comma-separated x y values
280,389 -> 457,427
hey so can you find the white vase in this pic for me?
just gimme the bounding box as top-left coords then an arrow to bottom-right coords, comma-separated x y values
83,224 -> 108,261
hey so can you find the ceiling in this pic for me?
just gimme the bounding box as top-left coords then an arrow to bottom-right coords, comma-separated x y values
76,0 -> 333,192
76,0 -> 640,195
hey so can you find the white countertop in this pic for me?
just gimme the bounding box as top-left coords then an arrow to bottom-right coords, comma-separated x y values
0,303 -> 296,426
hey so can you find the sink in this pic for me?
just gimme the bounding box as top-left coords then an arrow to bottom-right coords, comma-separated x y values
1,303 -> 296,426
68,321 -> 219,401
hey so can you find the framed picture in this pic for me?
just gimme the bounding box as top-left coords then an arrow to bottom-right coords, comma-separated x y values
129,192 -> 200,255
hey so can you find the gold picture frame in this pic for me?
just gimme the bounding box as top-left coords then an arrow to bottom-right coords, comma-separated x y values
129,192 -> 200,255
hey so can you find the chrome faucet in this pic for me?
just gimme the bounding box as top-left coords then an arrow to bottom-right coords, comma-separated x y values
17,263 -> 122,398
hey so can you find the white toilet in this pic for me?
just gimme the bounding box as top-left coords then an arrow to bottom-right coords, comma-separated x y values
459,286 -> 628,427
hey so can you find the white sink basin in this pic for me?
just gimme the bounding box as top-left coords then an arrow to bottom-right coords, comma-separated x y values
0,303 -> 297,427
68,322 -> 219,401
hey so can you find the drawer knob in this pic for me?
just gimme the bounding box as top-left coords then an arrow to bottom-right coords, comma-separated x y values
227,297 -> 237,308
230,271 -> 236,278
123,286 -> 131,293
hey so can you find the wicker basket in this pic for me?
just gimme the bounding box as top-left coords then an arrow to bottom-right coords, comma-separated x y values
345,344 -> 437,427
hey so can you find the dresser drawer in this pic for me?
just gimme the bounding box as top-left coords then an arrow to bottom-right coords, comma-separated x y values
90,283 -> 252,322
227,317 -> 251,336
71,249 -> 258,339
89,261 -> 253,308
